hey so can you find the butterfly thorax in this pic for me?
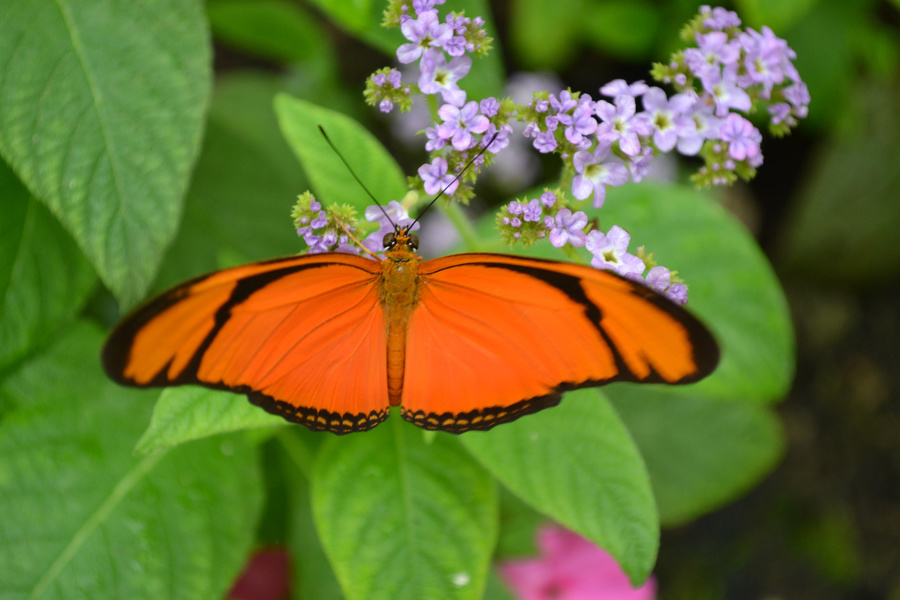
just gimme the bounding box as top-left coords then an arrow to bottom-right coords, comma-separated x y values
381,229 -> 422,406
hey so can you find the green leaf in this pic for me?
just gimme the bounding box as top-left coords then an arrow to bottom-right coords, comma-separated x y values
510,0 -> 583,69
0,322 -> 264,599
0,162 -> 96,373
312,416 -> 498,600
304,0 -> 400,54
279,431 -> 345,600
156,73 -> 309,289
777,81 -> 900,285
461,389 -> 658,585
0,163 -> 28,300
134,387 -> 285,455
735,0 -> 823,31
275,95 -> 408,211
581,0 -> 661,59
0,0 -> 211,308
598,182 -> 795,404
608,385 -> 785,525
207,0 -> 329,63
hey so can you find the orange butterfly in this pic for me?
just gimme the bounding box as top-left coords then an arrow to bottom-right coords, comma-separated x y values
102,225 -> 719,435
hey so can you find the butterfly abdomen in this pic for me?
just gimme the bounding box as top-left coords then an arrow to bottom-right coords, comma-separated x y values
381,249 -> 421,407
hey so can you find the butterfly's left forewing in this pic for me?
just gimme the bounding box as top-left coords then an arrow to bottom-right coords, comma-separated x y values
102,254 -> 391,434
401,254 -> 719,432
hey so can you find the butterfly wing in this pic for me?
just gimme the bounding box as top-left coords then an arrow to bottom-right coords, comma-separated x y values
401,253 -> 719,432
102,254 -> 390,434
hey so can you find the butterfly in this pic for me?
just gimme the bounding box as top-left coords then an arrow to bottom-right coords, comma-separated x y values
102,224 -> 720,435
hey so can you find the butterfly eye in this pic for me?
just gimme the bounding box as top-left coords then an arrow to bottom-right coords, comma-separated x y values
409,233 -> 419,250
383,232 -> 395,248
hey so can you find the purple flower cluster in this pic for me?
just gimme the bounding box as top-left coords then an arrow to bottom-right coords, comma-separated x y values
356,5 -> 808,302
496,190 -> 563,247
365,68 -> 409,114
368,0 -> 492,113
291,193 -> 360,255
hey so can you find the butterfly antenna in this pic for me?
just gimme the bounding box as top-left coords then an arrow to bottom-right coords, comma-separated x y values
318,125 -> 394,225
410,132 -> 499,229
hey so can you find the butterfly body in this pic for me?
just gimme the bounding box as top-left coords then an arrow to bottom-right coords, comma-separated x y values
381,230 -> 422,407
103,226 -> 719,435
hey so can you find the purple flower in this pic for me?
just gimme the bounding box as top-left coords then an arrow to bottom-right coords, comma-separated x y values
557,100 -> 598,144
533,131 -> 557,153
479,96 -> 500,117
549,90 -> 578,114
642,87 -> 696,152
677,98 -> 720,155
412,0 -> 445,13
768,102 -> 792,126
628,146 -> 655,183
549,209 -> 588,248
600,79 -> 649,97
719,113 -> 762,161
379,99 -> 393,113
397,10 -> 451,64
482,123 -> 512,153
691,31 -> 741,73
436,101 -> 490,151
571,142 -> 630,208
646,266 -> 688,305
700,65 -> 751,117
335,234 -> 360,255
386,69 -> 402,88
418,48 -> 471,106
499,524 -> 656,600
310,210 -> 328,229
304,231 -> 330,254
424,126 -> 445,151
585,226 -> 645,277
595,95 -> 653,157
739,26 -> 796,98
522,199 -> 543,222
783,82 -> 810,118
418,156 -> 459,195
699,5 -> 741,30
540,191 -> 556,207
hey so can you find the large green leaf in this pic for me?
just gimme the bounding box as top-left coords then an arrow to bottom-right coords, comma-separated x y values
207,0 -> 328,63
134,388 -> 285,456
510,0 -> 584,69
0,322 -> 264,600
608,385 -> 785,525
312,417 -> 498,600
275,95 -> 408,210
279,430 -> 345,600
0,0 -> 211,308
461,390 -> 658,586
0,162 -> 95,373
581,0 -> 661,59
156,73 -> 309,290
304,0 -> 400,54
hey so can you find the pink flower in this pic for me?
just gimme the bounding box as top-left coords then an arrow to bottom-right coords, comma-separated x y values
229,547 -> 291,600
498,525 -> 656,600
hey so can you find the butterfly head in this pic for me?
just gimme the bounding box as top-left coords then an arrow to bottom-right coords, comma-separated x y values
383,225 -> 419,261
